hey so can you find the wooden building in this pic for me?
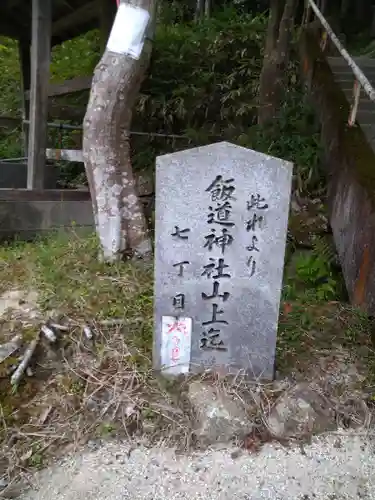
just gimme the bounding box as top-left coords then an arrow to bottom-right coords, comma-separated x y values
0,0 -> 116,189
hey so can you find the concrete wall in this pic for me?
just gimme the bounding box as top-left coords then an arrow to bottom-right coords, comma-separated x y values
0,189 -> 94,241
0,187 -> 155,242
300,29 -> 375,314
0,162 -> 58,189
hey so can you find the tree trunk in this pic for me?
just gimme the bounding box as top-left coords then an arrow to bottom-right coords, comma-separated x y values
204,0 -> 211,18
258,0 -> 297,127
195,0 -> 204,22
264,0 -> 283,56
83,0 -> 155,262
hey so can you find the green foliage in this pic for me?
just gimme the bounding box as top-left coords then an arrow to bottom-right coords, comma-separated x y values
243,69 -> 323,195
131,8 -> 267,171
0,37 -> 21,116
294,253 -> 338,301
311,234 -> 337,267
343,308 -> 371,345
0,7 -> 322,197
50,30 -> 101,82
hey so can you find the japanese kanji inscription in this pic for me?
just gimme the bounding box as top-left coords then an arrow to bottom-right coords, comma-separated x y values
154,142 -> 293,379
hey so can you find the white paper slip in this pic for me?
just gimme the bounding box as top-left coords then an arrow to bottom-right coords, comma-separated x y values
106,4 -> 150,59
160,316 -> 192,375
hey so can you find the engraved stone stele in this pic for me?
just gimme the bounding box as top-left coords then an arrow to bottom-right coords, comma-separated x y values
153,141 -> 293,380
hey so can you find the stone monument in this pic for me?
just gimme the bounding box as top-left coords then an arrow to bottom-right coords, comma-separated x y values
153,141 -> 293,379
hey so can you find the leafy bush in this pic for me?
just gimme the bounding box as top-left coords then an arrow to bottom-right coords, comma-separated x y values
0,38 -> 21,116
284,247 -> 341,303
0,7 -> 323,196
133,9 -> 267,136
294,253 -> 338,301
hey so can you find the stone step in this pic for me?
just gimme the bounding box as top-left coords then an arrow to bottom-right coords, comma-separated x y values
356,109 -> 375,124
359,123 -> 375,139
328,57 -> 375,150
334,70 -> 375,78
328,57 -> 375,81
342,90 -> 371,102
328,56 -> 375,67
339,84 -> 375,104
358,126 -> 375,149
334,72 -> 375,82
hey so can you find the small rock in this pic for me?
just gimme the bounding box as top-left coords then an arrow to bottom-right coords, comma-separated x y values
87,439 -> 100,451
0,478 -> 8,490
0,481 -> 25,499
267,383 -> 336,439
230,449 -> 243,460
0,289 -> 40,321
334,438 -> 342,449
187,381 -> 253,445
0,335 -> 21,363
337,398 -> 370,429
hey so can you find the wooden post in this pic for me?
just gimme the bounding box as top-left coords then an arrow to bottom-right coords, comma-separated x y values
99,0 -> 117,54
18,40 -> 31,158
27,0 -> 52,190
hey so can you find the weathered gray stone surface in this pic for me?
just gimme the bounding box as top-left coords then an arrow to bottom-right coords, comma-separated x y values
0,162 -> 58,189
267,383 -> 336,438
187,380 -> 252,445
0,186 -> 153,242
0,198 -> 94,241
153,142 -> 293,379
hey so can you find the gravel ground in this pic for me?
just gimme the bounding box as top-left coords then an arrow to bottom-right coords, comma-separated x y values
19,431 -> 375,500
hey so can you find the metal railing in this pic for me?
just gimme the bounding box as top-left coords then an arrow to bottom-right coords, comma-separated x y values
305,0 -> 375,126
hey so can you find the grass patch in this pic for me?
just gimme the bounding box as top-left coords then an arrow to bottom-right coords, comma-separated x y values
0,232 -> 375,487
0,231 -> 153,329
277,300 -> 375,394
0,232 -> 171,484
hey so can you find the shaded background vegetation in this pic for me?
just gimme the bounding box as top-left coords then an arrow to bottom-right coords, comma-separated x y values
0,6 -> 322,194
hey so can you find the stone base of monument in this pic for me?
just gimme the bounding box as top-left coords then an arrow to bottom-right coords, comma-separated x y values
187,380 -> 253,445
266,383 -> 336,439
186,379 -> 340,446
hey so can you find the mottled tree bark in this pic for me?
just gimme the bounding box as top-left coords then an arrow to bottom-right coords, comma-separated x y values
258,0 -> 297,126
195,0 -> 204,22
83,0 -> 155,262
204,0 -> 211,18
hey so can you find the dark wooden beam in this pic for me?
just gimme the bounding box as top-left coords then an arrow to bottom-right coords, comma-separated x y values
27,0 -> 52,190
0,1 -> 29,38
0,116 -> 20,128
0,11 -> 25,39
25,75 -> 92,99
48,102 -> 86,121
52,1 -> 97,36
0,24 -> 20,38
0,101 -> 85,128
6,0 -> 24,9
46,75 -> 92,96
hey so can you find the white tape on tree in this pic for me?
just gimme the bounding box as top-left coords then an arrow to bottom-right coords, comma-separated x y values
106,4 -> 150,59
160,316 -> 192,375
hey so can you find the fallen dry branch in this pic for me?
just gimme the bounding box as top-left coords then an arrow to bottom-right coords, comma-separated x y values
0,324 -> 194,484
10,335 -> 40,387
